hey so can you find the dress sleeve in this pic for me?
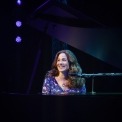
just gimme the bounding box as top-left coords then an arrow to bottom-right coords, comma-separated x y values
80,84 -> 86,94
42,77 -> 51,95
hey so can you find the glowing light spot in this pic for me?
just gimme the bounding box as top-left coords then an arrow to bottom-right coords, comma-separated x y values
17,0 -> 22,5
16,36 -> 22,43
16,21 -> 22,27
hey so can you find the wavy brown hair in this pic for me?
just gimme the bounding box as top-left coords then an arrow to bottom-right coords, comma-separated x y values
46,50 -> 85,88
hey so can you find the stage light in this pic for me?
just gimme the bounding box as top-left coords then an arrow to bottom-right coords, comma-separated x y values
15,1 -> 22,44
17,0 -> 22,5
16,20 -> 22,27
16,36 -> 22,43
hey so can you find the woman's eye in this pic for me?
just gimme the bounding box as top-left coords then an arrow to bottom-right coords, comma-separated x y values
63,59 -> 67,61
57,58 -> 67,62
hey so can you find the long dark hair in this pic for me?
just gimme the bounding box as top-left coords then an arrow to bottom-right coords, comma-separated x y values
46,50 -> 85,88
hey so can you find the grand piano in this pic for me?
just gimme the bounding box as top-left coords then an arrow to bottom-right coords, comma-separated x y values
27,0 -> 122,94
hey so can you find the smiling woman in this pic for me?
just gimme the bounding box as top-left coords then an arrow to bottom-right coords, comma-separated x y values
42,50 -> 86,95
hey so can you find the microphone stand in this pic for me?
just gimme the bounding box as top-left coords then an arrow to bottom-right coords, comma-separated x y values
91,76 -> 96,95
77,73 -> 122,95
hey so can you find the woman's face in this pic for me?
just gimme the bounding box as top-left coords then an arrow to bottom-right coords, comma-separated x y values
56,53 -> 69,73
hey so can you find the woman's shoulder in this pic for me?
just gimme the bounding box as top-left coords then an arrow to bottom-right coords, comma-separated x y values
44,75 -> 56,86
45,75 -> 55,81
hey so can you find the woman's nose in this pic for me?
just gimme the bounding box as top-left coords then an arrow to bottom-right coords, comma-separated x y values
58,61 -> 63,64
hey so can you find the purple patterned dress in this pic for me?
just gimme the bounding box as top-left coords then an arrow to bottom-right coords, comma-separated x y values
42,76 -> 86,95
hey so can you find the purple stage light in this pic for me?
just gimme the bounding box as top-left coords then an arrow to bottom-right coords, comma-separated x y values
16,21 -> 22,27
16,36 -> 22,43
17,0 -> 22,5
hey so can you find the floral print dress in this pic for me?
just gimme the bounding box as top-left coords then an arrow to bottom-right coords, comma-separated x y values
42,76 -> 86,95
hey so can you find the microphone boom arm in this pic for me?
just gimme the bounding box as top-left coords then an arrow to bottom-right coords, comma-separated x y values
69,73 -> 122,78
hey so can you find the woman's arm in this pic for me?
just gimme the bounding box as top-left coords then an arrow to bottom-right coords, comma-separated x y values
42,78 -> 51,95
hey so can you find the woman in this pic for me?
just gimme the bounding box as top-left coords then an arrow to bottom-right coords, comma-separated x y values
42,50 -> 86,95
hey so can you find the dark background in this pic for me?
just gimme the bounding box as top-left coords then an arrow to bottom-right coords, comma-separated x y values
1,1 -> 122,122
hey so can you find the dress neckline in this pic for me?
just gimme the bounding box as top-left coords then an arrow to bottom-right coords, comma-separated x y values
54,77 -> 69,91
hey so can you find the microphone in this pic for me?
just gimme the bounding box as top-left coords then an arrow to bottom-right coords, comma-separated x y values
68,73 -> 82,77
68,73 -> 93,78
69,72 -> 122,78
